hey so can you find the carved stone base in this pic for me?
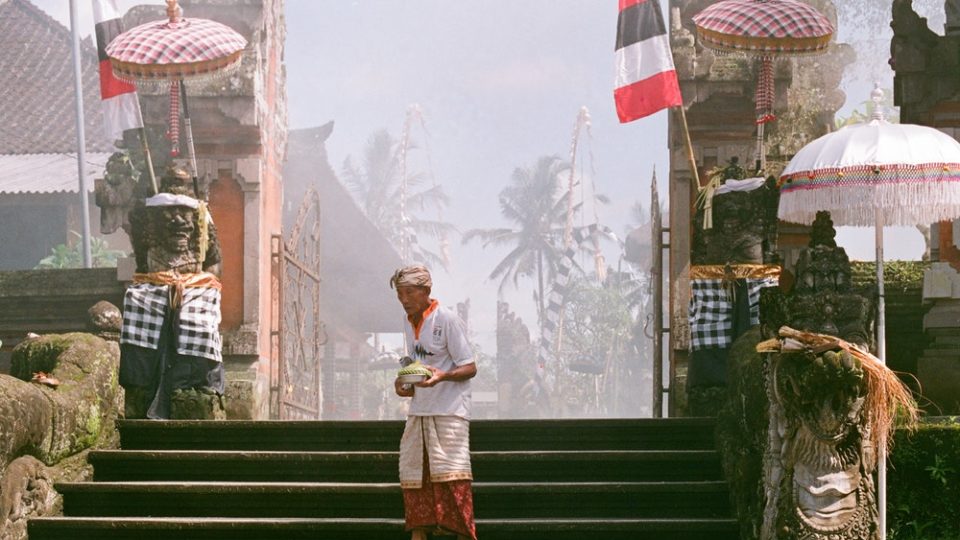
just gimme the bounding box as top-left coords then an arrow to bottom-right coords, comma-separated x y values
170,388 -> 226,420
0,456 -> 58,540
123,385 -> 151,419
222,355 -> 269,420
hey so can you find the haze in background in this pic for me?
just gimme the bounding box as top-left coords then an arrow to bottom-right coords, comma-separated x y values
32,0 -> 936,353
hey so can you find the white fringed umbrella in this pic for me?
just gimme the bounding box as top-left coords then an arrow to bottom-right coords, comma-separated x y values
778,86 -> 960,539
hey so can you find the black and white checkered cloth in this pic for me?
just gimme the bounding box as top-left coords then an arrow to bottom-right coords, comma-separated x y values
120,283 -> 222,362
689,276 -> 778,351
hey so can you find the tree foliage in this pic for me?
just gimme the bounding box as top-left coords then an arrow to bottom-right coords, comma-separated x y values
35,231 -> 126,269
342,129 -> 455,269
462,155 -> 580,320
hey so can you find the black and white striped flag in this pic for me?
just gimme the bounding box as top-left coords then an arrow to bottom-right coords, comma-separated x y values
614,0 -> 682,122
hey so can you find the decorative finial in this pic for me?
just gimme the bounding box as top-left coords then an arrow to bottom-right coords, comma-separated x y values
870,82 -> 885,121
166,0 -> 181,23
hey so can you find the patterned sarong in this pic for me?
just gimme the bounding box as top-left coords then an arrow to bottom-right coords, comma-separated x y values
120,271 -> 223,362
400,415 -> 476,539
689,264 -> 780,351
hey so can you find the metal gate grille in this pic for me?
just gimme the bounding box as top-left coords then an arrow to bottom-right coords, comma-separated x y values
271,188 -> 325,419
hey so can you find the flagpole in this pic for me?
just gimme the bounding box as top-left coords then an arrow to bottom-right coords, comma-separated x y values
69,0 -> 92,268
675,104 -> 701,189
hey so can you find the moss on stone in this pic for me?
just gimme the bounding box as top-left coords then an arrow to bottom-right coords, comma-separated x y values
10,334 -> 75,380
715,326 -> 772,540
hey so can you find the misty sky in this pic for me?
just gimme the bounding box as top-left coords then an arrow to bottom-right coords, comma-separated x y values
33,0 -> 934,350
284,1 -> 671,347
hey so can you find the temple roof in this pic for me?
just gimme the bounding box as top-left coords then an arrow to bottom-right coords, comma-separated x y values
285,124 -> 405,334
0,152 -> 109,194
0,0 -> 114,155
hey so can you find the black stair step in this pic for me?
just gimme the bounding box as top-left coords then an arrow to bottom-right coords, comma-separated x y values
58,481 -> 731,519
919,348 -> 960,358
28,516 -> 739,540
117,418 -> 718,451
927,327 -> 960,338
927,337 -> 960,348
89,449 -> 722,482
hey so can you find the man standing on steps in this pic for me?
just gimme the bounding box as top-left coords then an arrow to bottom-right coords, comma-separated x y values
391,265 -> 478,540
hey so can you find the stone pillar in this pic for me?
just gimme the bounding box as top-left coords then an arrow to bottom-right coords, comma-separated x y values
918,263 -> 960,414
947,0 -> 960,35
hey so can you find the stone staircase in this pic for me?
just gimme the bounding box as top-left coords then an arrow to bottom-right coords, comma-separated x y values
28,418 -> 738,539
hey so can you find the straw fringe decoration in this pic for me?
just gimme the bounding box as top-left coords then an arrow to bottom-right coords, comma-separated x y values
757,326 -> 919,453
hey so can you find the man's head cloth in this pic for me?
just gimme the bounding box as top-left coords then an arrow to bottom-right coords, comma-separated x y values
390,265 -> 432,289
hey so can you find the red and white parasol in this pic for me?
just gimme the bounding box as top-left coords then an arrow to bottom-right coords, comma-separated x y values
693,0 -> 834,171
106,0 -> 247,189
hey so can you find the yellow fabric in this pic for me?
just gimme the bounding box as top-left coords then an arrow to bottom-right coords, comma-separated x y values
197,202 -> 209,264
696,177 -> 722,230
399,415 -> 472,489
132,271 -> 222,310
689,264 -> 781,281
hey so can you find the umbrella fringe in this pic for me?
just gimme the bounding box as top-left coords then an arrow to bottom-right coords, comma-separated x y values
778,180 -> 960,226
111,53 -> 245,90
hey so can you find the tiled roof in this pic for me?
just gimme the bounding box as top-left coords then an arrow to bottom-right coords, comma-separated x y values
0,0 -> 114,154
0,152 -> 110,194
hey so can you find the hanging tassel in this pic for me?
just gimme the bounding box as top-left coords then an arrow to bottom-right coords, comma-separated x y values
167,81 -> 181,157
755,56 -> 775,125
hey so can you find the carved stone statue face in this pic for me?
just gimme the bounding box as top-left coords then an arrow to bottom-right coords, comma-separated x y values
774,349 -> 872,536
161,205 -> 197,255
696,187 -> 769,265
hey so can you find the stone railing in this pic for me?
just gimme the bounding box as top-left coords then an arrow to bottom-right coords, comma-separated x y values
0,333 -> 121,540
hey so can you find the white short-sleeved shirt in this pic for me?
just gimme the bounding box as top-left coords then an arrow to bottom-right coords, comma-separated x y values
405,300 -> 475,419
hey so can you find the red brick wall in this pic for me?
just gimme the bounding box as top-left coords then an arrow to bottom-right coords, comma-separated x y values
209,170 -> 245,331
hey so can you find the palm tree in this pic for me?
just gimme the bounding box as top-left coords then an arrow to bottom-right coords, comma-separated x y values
463,155 -> 579,320
341,129 -> 455,269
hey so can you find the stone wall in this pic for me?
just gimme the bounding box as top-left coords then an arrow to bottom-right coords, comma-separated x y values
0,333 -> 122,540
0,268 -> 124,372
891,0 -> 960,415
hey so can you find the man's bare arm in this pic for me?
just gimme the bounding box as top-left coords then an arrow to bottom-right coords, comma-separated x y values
416,362 -> 477,387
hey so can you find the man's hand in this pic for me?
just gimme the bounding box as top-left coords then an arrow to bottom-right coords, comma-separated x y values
415,363 -> 477,388
415,365 -> 444,388
394,378 -> 415,397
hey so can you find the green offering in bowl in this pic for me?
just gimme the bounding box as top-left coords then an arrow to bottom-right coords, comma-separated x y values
398,361 -> 431,383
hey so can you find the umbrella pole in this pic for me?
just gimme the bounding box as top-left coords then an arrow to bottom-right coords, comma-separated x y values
875,206 -> 887,540
179,79 -> 199,196
755,123 -> 765,174
137,127 -> 159,195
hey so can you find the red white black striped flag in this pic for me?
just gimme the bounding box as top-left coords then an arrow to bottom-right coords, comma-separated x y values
614,0 -> 682,123
93,0 -> 143,142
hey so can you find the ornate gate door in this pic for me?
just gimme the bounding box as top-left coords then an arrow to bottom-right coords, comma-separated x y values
271,188 -> 325,419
